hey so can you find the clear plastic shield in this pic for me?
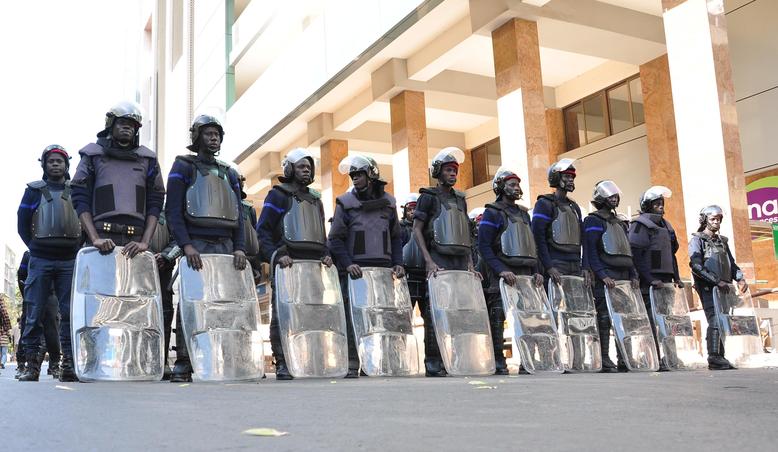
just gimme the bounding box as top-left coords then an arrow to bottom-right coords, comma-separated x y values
70,247 -> 164,381
712,285 -> 762,368
427,271 -> 495,376
274,260 -> 348,378
649,285 -> 706,370
547,275 -> 601,372
501,276 -> 563,374
348,267 -> 420,377
604,281 -> 659,371
174,255 -> 264,381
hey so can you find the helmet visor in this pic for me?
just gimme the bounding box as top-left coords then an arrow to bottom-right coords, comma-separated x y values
494,166 -> 520,183
338,155 -> 372,175
701,205 -> 724,218
550,158 -> 576,173
594,180 -> 622,198
284,148 -> 313,166
432,147 -> 465,166
643,185 -> 672,202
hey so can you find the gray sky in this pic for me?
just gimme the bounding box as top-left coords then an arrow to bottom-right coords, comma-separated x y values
0,1 -> 141,259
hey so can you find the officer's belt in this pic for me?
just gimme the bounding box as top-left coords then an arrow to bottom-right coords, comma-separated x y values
95,221 -> 144,237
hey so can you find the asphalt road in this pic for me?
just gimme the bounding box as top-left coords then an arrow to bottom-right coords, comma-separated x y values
2,364 -> 777,451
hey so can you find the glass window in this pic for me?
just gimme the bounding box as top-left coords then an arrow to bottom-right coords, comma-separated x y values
583,93 -> 607,143
564,102 -> 585,151
608,83 -> 632,134
486,139 -> 501,177
471,145 -> 489,186
629,78 -> 644,125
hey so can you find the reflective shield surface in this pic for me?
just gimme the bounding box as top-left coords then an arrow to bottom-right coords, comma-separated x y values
712,285 -> 762,368
604,281 -> 659,371
548,275 -> 601,372
348,267 -> 420,376
274,260 -> 348,378
175,255 -> 264,381
70,247 -> 164,381
501,276 -> 563,374
649,285 -> 706,370
427,271 -> 495,376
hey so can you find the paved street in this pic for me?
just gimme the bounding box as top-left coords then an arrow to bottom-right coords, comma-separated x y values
2,364 -> 777,451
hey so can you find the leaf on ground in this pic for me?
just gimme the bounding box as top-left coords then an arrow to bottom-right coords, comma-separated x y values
475,385 -> 496,390
467,380 -> 487,385
330,380 -> 337,384
178,383 -> 190,387
55,385 -> 74,391
243,428 -> 289,437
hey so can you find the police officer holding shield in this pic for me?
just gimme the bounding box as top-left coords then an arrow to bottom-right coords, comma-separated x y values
688,205 -> 747,370
256,148 -> 333,380
628,186 -> 684,371
16,146 -> 81,382
477,168 -> 543,375
165,114 -> 247,382
583,180 -> 639,372
328,155 -> 405,378
412,147 -> 477,377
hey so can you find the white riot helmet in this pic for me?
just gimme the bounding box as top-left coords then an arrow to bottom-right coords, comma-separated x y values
281,148 -> 315,182
429,147 -> 465,178
640,186 -> 672,213
592,180 -> 622,209
338,155 -> 380,180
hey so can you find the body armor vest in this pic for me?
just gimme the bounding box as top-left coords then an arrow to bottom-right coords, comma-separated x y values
422,188 -> 471,256
182,157 -> 240,229
402,224 -> 425,270
241,201 -> 260,257
542,195 -> 581,254
29,181 -> 81,248
702,235 -> 732,283
630,214 -> 675,276
149,213 -> 170,254
276,184 -> 327,253
80,143 -> 155,222
591,211 -> 633,269
487,202 -> 537,268
337,191 -> 395,263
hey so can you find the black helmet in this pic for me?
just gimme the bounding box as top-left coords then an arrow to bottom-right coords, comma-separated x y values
548,158 -> 576,188
104,101 -> 143,130
429,147 -> 465,178
492,167 -> 521,196
639,186 -> 672,213
338,155 -> 380,180
281,148 -> 315,183
188,114 -> 225,151
39,144 -> 70,169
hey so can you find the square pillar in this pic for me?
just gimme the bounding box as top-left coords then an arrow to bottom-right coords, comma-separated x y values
320,139 -> 349,217
663,0 -> 753,267
492,18 -> 551,201
390,90 -> 430,201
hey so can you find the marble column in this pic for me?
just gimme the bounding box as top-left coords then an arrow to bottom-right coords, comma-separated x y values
390,90 -> 430,201
454,147 -> 474,192
320,139 -> 349,216
545,108 -> 566,164
491,18 -> 551,201
662,0 -> 753,268
639,54 -> 690,277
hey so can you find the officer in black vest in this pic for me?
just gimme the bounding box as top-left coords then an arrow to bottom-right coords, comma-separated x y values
256,148 -> 333,380
412,147 -> 477,377
150,211 -> 179,380
71,101 -> 166,256
688,205 -> 747,370
477,168 -> 544,375
165,114 -> 247,382
583,180 -> 639,372
628,186 -> 684,371
328,155 -> 405,378
16,145 -> 81,382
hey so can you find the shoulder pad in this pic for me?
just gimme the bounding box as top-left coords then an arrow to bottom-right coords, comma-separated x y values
517,204 -> 530,214
383,192 -> 396,209
719,235 -> 729,244
536,194 -> 555,203
273,183 -> 296,195
26,180 -> 47,190
241,200 -> 253,207
485,202 -> 503,211
337,191 -> 361,210
175,155 -> 196,165
135,145 -> 156,159
634,214 -> 658,229
453,189 -> 466,199
419,187 -> 437,196
308,188 -> 321,199
79,143 -> 104,156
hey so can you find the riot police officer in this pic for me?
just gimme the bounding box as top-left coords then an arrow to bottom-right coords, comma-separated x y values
531,158 -> 590,288
16,145 -> 81,382
583,180 -> 639,372
165,114 -> 247,382
412,147 -> 477,377
477,168 -> 543,375
256,148 -> 333,380
689,205 -> 747,370
149,211 -> 178,380
628,186 -> 684,371
328,155 -> 405,378
71,101 -> 165,256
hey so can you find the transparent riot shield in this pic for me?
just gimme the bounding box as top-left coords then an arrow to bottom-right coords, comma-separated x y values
604,281 -> 659,371
547,275 -> 601,372
501,276 -> 563,374
649,285 -> 706,370
174,255 -> 264,381
70,247 -> 164,381
712,284 -> 762,368
427,271 -> 495,376
274,260 -> 348,378
348,267 -> 419,377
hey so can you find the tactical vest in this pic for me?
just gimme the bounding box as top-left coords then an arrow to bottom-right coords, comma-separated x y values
540,195 -> 581,254
591,211 -> 633,269
401,221 -> 425,270
276,184 -> 327,254
80,143 -> 155,222
241,201 -> 260,257
28,180 -> 81,248
630,214 -> 675,276
699,234 -> 733,283
148,212 -> 170,254
180,156 -> 240,229
422,187 -> 471,256
486,202 -> 538,268
337,191 -> 395,263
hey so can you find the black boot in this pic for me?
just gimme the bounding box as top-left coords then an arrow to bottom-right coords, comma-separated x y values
345,368 -> 360,379
19,354 -> 41,382
170,359 -> 193,382
162,365 -> 173,381
59,356 -> 79,382
707,328 -> 736,370
424,359 -> 447,377
274,360 -> 293,381
48,360 -> 61,379
599,321 -> 617,373
494,361 -> 509,376
14,362 -> 26,379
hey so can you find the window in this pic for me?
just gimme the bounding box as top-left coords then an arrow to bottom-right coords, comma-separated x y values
471,138 -> 502,186
563,75 -> 645,151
